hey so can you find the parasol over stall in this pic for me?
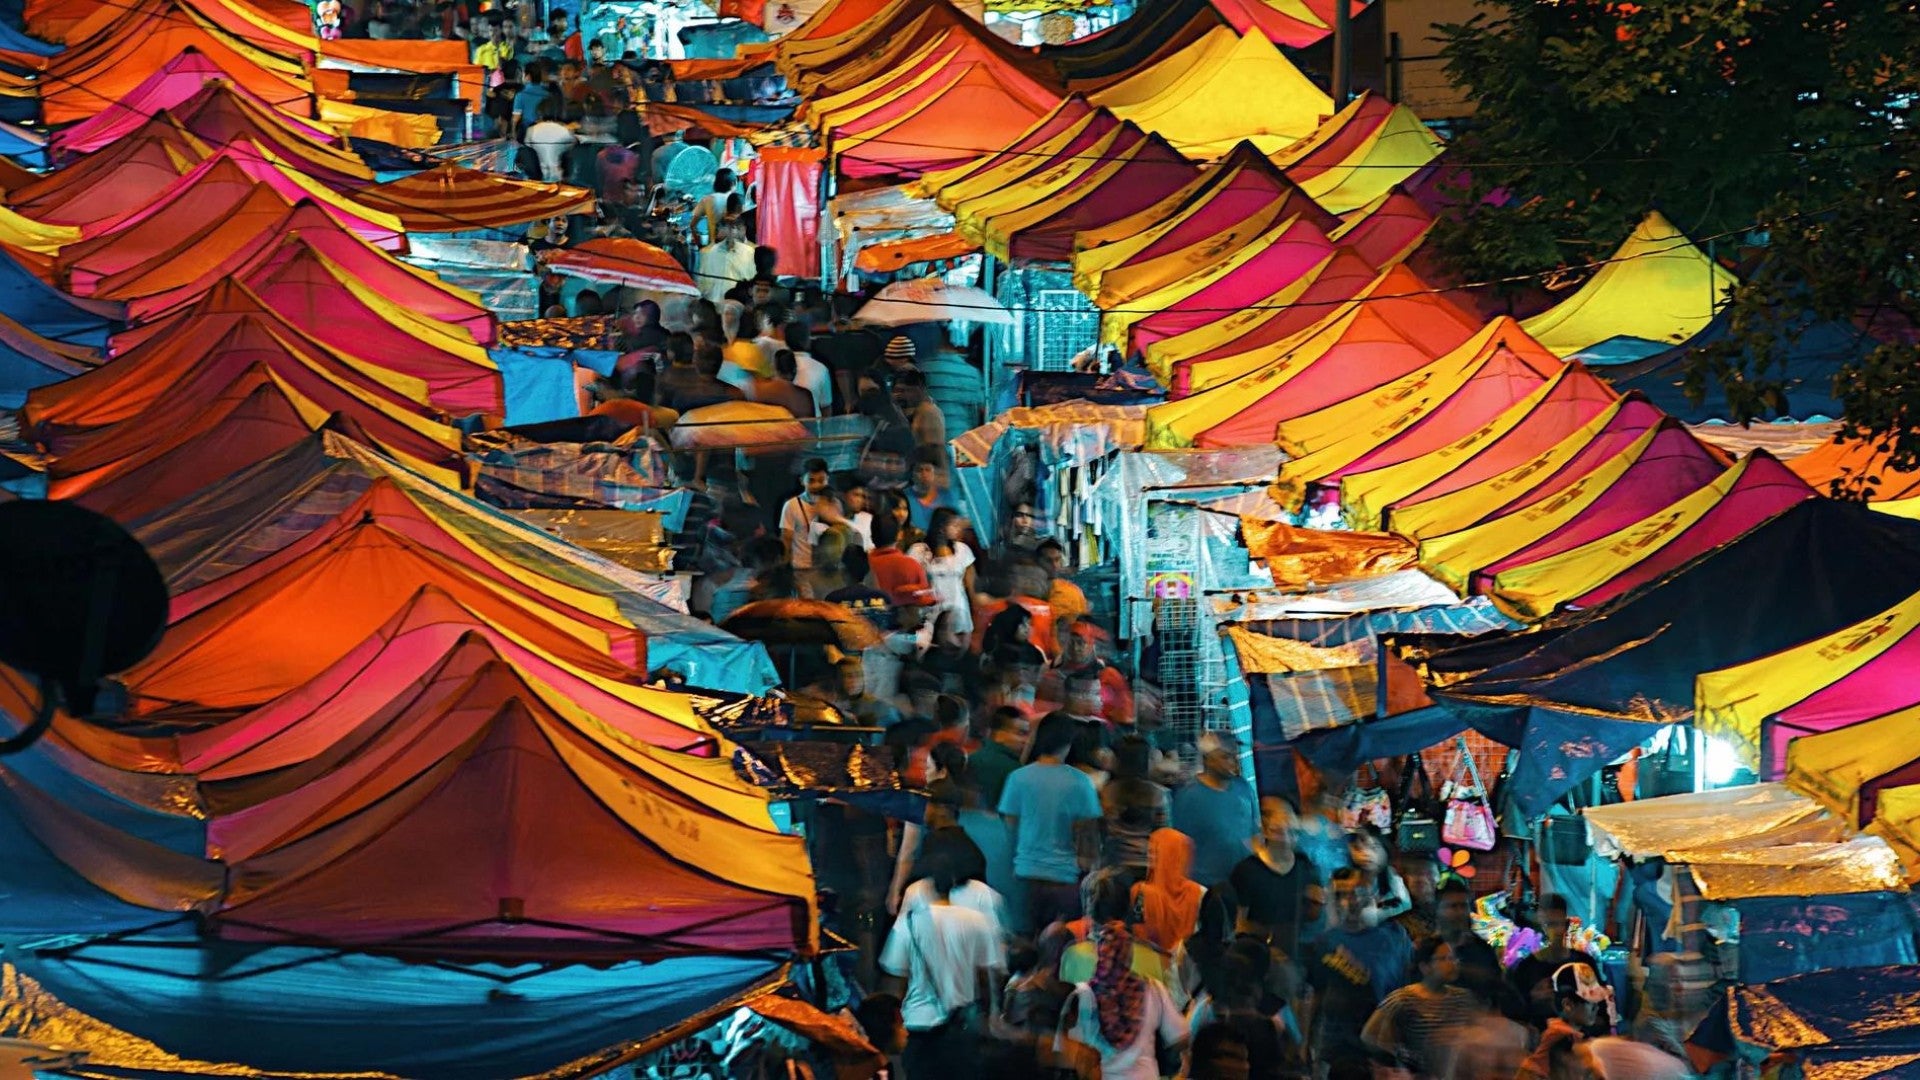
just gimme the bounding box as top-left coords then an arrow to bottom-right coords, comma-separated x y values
854,277 -> 1016,327
543,237 -> 700,295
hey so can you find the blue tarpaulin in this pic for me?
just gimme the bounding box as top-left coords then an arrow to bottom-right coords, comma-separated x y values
1732,893 -> 1920,984
0,252 -> 120,347
6,934 -> 783,1080
1605,308 -> 1871,421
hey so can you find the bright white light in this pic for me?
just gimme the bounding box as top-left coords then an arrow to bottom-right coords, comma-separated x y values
1702,734 -> 1741,787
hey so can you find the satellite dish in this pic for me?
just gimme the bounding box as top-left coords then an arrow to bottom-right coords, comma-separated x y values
0,500 -> 167,745
662,144 -> 718,201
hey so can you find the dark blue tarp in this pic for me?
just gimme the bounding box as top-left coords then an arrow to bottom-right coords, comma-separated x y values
1604,309 -> 1872,421
0,119 -> 43,168
1732,893 -> 1919,984
0,19 -> 59,56
1434,499 -> 1920,814
0,252 -> 121,347
1720,964 -> 1920,1059
7,934 -> 783,1080
1289,705 -> 1470,773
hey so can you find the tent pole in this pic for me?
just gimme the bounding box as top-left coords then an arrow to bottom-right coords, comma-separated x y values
981,256 -> 998,417
1332,0 -> 1353,110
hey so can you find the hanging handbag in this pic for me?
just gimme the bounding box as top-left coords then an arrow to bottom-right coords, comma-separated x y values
1339,762 -> 1392,833
1442,735 -> 1499,852
1393,754 -> 1440,854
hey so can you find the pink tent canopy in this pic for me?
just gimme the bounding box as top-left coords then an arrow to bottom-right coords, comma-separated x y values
1570,451 -> 1815,611
1187,281 -> 1483,448
1469,423 -> 1729,590
1161,248 -> 1379,392
1386,395 -> 1666,528
49,47 -> 331,158
1005,134 -> 1198,262
1124,215 -> 1340,352
1322,331 -> 1566,485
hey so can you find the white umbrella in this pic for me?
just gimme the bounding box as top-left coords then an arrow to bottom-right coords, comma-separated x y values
854,277 -> 1015,326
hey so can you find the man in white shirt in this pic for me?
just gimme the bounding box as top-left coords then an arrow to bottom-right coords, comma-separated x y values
523,100 -> 576,183
879,843 -> 1005,1079
785,320 -> 833,417
696,216 -> 756,302
779,459 -> 833,571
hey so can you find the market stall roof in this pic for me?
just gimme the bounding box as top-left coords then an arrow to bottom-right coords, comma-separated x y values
48,47 -> 333,158
1462,423 -> 1728,587
1788,706 -> 1920,828
157,77 -> 371,187
1044,0 -> 1233,90
116,246 -> 501,416
355,163 -> 594,233
1788,434 -> 1920,501
819,39 -> 1063,180
156,586 -> 713,788
1435,499 -> 1920,812
1520,211 -> 1739,359
54,165 -> 292,295
1698,587 -> 1920,775
1272,93 -> 1444,214
1074,142 -> 1336,306
122,484 -> 651,721
976,128 -> 1196,262
0,311 -> 95,408
912,94 -> 1101,202
31,3 -> 320,124
1087,27 -> 1332,158
1145,266 -> 1482,449
1105,212 -> 1341,358
107,202 -> 492,344
47,373 -> 359,521
6,114 -> 208,225
1582,783 -> 1834,860
1339,367 -> 1622,532
1384,395 -> 1666,541
131,432 -> 780,694
1140,247 -> 1378,385
23,280 -> 458,453
0,251 -> 121,348
1329,187 -> 1435,269
1486,451 -> 1815,622
1271,316 -> 1561,507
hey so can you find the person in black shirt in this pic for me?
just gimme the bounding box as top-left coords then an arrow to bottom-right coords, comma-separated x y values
825,546 -> 895,632
1229,795 -> 1318,959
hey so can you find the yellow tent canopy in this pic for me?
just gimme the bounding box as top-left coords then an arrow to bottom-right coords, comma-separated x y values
1697,588 -> 1920,770
1520,210 -> 1738,358
1136,248 -> 1376,384
1085,183 -> 1302,312
1378,395 -> 1637,540
1273,94 -> 1444,214
1788,705 -> 1920,827
1088,27 -> 1332,158
1097,211 -> 1329,350
1271,316 -> 1560,509
1489,454 -> 1757,621
1418,422 -> 1668,593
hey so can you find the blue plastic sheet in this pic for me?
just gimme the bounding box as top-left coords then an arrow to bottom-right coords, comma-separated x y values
0,253 -> 118,347
7,933 -> 783,1080
1732,892 -> 1920,984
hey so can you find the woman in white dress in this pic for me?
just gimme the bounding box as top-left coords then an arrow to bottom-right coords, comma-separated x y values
910,507 -> 976,649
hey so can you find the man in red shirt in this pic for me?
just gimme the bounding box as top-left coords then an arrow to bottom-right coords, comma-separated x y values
869,511 -> 934,606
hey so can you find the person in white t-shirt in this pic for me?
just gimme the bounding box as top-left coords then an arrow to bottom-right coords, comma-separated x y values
784,320 -> 833,417
880,834 -> 1006,1079
779,459 -> 833,571
522,99 -> 576,182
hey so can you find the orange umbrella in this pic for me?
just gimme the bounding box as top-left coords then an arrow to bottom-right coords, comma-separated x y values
545,238 -> 699,295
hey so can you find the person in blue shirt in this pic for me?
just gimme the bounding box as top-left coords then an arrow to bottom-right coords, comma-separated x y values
997,712 -> 1102,935
1172,730 -> 1260,886
514,61 -> 553,130
1303,867 -> 1415,1072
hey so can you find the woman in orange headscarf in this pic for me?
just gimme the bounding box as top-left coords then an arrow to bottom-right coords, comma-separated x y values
1132,828 -> 1205,953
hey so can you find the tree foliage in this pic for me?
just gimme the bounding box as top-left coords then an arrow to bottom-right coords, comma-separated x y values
1434,0 -> 1920,492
